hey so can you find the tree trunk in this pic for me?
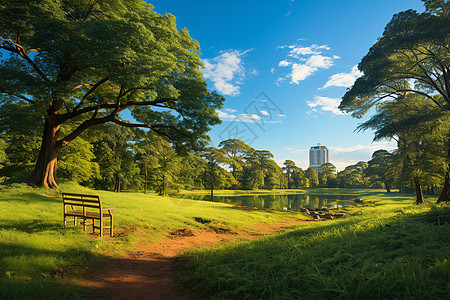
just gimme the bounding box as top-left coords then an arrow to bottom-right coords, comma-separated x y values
161,173 -> 166,196
144,162 -> 148,194
114,177 -> 121,193
210,185 -> 214,201
414,177 -> 424,205
437,137 -> 450,202
383,179 -> 391,193
28,107 -> 63,189
437,174 -> 450,202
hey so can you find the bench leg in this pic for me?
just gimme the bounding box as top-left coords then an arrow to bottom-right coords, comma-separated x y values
100,218 -> 103,237
64,216 -> 66,228
110,215 -> 114,237
74,217 -> 77,226
93,219 -> 96,234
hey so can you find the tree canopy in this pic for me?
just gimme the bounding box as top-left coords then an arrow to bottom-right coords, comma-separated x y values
340,3 -> 450,118
0,0 -> 223,188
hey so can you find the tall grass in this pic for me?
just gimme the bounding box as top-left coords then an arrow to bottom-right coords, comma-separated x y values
0,182 -> 308,299
179,196 -> 450,299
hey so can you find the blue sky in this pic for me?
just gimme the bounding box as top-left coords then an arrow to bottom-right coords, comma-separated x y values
156,0 -> 423,170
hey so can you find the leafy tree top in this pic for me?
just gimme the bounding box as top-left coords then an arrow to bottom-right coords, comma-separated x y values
0,0 -> 223,151
339,1 -> 450,118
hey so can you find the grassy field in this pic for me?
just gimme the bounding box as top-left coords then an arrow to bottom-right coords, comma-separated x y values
0,183 -> 308,299
1,184 -> 449,299
178,192 -> 450,299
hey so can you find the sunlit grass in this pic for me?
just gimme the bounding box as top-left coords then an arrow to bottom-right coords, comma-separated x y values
178,195 -> 450,299
0,182 -> 308,298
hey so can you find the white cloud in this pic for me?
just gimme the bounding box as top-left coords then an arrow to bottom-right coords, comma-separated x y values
217,110 -> 267,123
322,65 -> 363,89
307,96 -> 344,115
217,110 -> 237,120
329,141 -> 397,154
306,54 -> 335,68
224,108 -> 237,113
291,64 -> 317,84
202,50 -> 251,96
275,42 -> 338,85
260,110 -> 270,116
329,141 -> 397,171
289,44 -> 330,57
279,60 -> 292,67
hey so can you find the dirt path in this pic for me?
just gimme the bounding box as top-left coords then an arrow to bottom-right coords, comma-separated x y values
80,220 -> 310,299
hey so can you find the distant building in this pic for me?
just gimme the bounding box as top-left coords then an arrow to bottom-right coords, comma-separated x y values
309,143 -> 329,172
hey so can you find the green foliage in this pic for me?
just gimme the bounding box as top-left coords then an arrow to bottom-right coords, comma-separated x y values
200,147 -> 235,198
242,150 -> 279,189
337,161 -> 368,188
93,124 -> 140,192
218,139 -> 254,182
0,138 -> 6,170
138,132 -> 182,196
282,160 -> 296,188
58,138 -> 100,185
305,167 -> 319,188
365,150 -> 395,192
0,0 -> 224,187
338,0 -> 450,198
291,167 -> 306,188
319,163 -> 337,187
340,5 -> 450,117
179,153 -> 206,190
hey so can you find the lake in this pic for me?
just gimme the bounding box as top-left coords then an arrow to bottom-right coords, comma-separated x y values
181,193 -> 357,211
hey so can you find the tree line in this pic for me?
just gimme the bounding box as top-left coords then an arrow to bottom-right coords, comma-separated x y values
2,114 -> 446,203
2,0 -> 450,206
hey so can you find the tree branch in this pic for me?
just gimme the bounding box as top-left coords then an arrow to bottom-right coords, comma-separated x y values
111,118 -> 175,142
8,93 -> 35,104
7,39 -> 49,82
73,76 -> 110,110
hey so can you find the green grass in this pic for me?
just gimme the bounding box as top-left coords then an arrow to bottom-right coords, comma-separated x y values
2,184 -> 449,299
0,183 -> 308,299
178,193 -> 450,299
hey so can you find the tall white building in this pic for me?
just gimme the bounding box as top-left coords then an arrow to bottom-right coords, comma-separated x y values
309,143 -> 329,172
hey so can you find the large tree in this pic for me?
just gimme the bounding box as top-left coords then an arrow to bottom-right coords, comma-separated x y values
358,94 -> 448,202
218,139 -> 254,181
365,150 -> 395,193
338,0 -> 450,199
0,0 -> 223,188
282,160 -> 296,189
200,147 -> 231,200
305,167 -> 319,188
94,124 -> 139,192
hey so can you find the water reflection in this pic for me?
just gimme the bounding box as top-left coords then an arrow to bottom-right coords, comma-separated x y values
181,194 -> 355,211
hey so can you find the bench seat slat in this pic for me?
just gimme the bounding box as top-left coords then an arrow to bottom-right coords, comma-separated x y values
63,198 -> 100,204
64,211 -> 83,216
64,202 -> 100,209
62,193 -> 99,198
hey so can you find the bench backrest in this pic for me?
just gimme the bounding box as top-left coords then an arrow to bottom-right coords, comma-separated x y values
62,193 -> 103,211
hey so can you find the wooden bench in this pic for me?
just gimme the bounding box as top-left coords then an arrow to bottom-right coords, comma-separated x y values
62,193 -> 116,237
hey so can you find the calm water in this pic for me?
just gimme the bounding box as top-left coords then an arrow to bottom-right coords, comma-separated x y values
182,194 -> 356,211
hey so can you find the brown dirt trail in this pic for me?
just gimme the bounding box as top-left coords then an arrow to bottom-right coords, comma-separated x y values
80,220 -> 310,299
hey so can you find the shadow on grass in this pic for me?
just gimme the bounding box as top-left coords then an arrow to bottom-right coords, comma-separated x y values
0,241 -> 104,300
0,219 -> 63,233
178,206 -> 450,300
0,192 -> 61,204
